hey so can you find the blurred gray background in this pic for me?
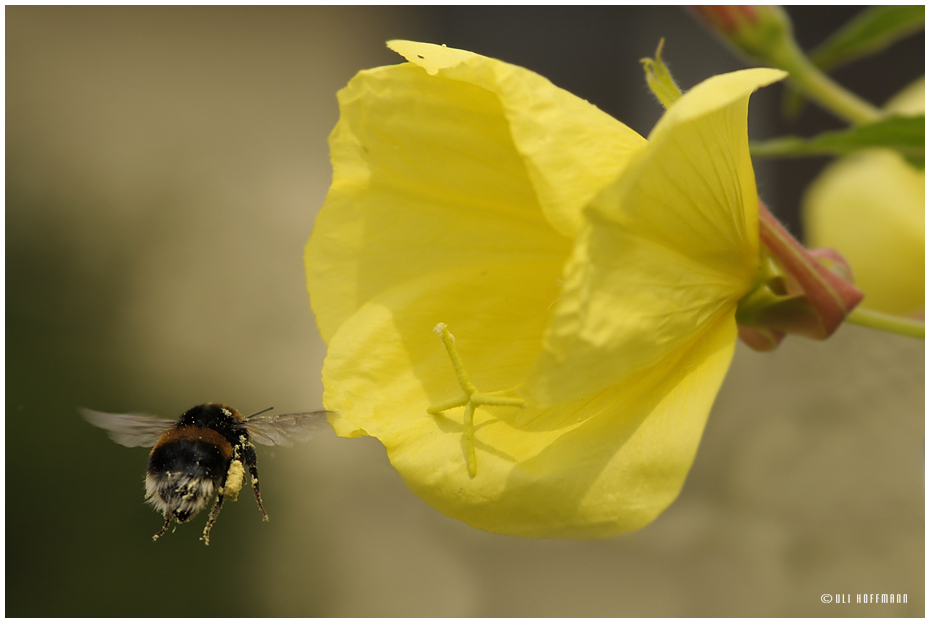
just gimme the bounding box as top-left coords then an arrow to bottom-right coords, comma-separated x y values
6,6 -> 923,617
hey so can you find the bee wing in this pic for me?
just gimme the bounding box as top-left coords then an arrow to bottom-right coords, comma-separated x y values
242,410 -> 330,447
80,408 -> 176,448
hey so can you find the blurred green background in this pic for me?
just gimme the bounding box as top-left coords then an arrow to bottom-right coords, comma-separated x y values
6,6 -> 923,617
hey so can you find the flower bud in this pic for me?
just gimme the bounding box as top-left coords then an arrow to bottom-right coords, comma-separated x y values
691,5 -> 798,67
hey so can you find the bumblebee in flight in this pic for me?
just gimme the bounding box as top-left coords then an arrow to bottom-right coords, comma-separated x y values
82,403 -> 326,545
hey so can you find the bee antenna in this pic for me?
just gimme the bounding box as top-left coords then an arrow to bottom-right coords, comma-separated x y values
246,406 -> 274,419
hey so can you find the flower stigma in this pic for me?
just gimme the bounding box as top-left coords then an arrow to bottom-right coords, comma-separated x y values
427,323 -> 526,478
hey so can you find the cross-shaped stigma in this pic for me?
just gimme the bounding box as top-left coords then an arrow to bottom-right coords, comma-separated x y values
427,323 -> 526,477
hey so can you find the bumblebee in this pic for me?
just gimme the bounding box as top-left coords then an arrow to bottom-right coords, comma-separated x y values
81,403 -> 325,545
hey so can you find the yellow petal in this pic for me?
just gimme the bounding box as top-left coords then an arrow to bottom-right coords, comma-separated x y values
527,68 -> 785,405
386,40 -> 647,239
307,42 -> 645,342
323,263 -> 739,537
306,62 -> 563,342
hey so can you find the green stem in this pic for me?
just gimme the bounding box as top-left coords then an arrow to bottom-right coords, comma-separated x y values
772,41 -> 881,124
845,308 -> 925,339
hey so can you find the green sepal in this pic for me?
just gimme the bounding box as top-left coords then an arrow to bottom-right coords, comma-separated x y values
736,283 -> 822,341
736,202 -> 864,349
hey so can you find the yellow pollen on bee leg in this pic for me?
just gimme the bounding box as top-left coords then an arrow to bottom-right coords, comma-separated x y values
427,323 -> 526,478
219,460 -> 245,502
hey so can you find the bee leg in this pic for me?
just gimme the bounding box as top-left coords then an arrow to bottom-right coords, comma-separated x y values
249,463 -> 269,521
201,492 -> 226,546
152,515 -> 171,542
243,444 -> 269,521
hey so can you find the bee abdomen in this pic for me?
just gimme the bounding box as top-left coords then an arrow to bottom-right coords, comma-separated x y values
145,471 -> 217,522
146,437 -> 228,522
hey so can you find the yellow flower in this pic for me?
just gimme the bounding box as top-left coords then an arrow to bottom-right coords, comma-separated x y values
803,78 -> 925,316
306,41 -> 784,538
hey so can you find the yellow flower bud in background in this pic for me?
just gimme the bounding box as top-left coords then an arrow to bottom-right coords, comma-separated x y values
803,78 -> 925,316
